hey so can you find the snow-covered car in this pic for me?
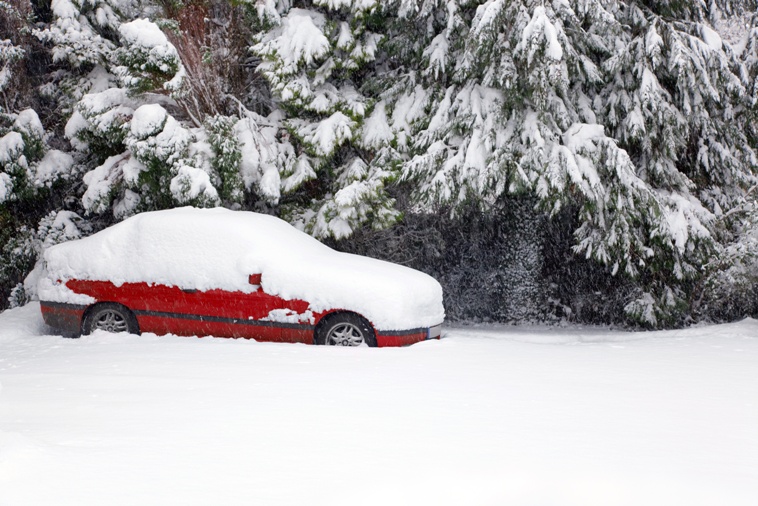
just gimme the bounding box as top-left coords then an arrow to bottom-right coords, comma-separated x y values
38,207 -> 444,347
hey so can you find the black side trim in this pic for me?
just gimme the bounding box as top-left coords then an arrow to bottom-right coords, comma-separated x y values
41,301 -> 430,336
132,309 -> 315,331
40,301 -> 88,311
378,327 -> 427,336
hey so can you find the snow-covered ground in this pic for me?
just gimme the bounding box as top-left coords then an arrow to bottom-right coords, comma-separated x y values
1,303 -> 756,506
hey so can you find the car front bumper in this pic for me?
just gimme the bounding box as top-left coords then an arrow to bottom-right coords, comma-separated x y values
375,323 -> 443,347
427,324 -> 442,340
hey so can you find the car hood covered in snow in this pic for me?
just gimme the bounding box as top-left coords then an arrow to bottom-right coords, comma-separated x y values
40,207 -> 444,330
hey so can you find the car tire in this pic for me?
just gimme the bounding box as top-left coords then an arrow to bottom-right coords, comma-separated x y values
316,313 -> 376,347
82,303 -> 140,336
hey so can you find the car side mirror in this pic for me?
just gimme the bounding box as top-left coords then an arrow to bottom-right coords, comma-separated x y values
248,273 -> 262,288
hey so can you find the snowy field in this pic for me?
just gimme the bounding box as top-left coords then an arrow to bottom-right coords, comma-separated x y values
1,303 -> 756,506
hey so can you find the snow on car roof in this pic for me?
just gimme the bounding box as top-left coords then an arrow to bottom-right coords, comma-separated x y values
41,207 -> 444,330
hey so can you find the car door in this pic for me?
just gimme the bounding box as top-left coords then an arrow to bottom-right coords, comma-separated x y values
162,274 -> 274,339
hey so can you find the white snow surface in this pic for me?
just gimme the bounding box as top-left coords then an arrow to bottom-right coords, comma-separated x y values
0,304 -> 756,505
0,131 -> 24,164
34,149 -> 75,187
40,207 -> 444,330
300,111 -> 355,156
130,103 -> 167,138
699,24 -> 723,51
169,165 -> 219,204
268,9 -> 330,73
13,109 -> 44,138
360,101 -> 393,149
118,18 -> 179,63
518,6 -> 563,63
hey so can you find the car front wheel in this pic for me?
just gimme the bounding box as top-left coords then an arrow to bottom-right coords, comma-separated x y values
82,303 -> 139,335
316,313 -> 376,347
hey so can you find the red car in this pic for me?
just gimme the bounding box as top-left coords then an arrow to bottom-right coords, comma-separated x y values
39,208 -> 444,347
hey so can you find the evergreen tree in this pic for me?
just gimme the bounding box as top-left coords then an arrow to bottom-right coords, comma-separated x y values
1,0 -> 756,325
66,15 -> 227,217
0,109 -> 80,306
0,0 -> 25,111
35,0 -> 140,67
372,0 -> 757,325
252,0 -> 399,238
699,9 -> 758,320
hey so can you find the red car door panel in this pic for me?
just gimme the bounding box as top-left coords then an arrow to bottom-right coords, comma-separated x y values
65,280 -> 315,342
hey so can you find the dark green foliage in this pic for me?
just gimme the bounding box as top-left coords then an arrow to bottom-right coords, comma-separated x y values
117,32 -> 181,94
205,115 -> 244,205
0,211 -> 37,306
330,195 -> 554,323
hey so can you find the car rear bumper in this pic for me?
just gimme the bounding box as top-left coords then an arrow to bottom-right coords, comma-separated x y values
40,301 -> 86,335
376,323 -> 443,347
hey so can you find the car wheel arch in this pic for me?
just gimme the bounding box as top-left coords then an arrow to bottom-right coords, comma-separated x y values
313,311 -> 377,347
81,302 -> 141,336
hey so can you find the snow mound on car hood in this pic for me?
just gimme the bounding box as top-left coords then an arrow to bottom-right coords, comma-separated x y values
41,207 -> 444,330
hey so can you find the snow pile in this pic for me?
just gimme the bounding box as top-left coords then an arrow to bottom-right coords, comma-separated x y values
13,109 -> 45,138
40,207 -> 444,329
169,166 -> 219,204
81,154 -> 146,215
0,131 -> 24,164
129,103 -> 167,137
118,19 -> 178,72
517,6 -> 563,63
296,111 -> 355,157
66,88 -> 141,151
360,101 -> 393,149
0,172 -> 11,202
125,106 -> 193,167
34,150 -> 75,187
264,9 -> 330,73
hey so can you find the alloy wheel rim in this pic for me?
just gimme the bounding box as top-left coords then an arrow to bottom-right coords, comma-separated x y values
326,323 -> 365,346
94,310 -> 128,333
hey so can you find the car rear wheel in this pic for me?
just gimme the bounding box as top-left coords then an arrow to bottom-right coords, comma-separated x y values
316,313 -> 376,347
82,303 -> 139,335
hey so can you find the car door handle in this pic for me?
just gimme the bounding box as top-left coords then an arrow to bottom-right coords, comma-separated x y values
181,288 -> 198,294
